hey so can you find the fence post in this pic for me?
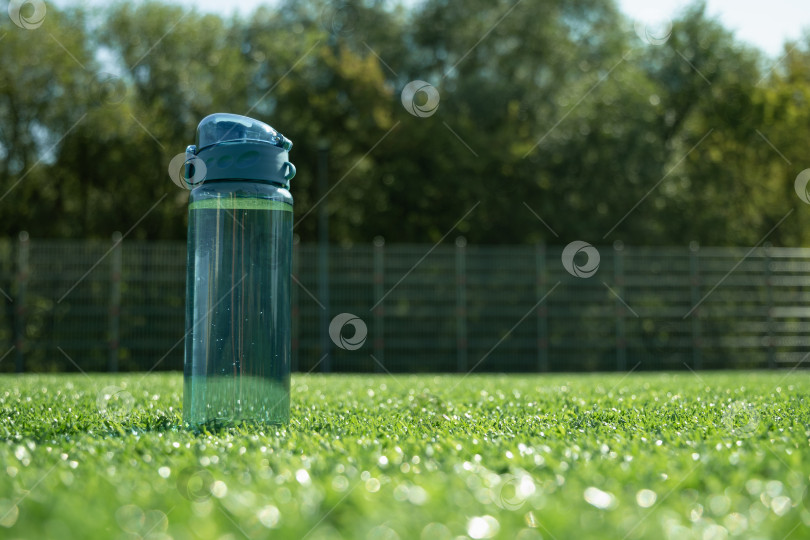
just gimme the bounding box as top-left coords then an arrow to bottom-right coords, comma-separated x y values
317,141 -> 331,372
764,243 -> 775,369
689,242 -> 702,370
14,231 -> 29,373
614,242 -> 626,371
455,237 -> 467,372
291,235 -> 300,372
373,236 -> 385,372
535,242 -> 549,372
108,231 -> 122,372
317,229 -> 331,373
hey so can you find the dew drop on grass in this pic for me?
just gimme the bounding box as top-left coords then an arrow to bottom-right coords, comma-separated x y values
257,505 -> 280,528
331,475 -> 349,492
296,469 -> 311,484
636,489 -> 657,508
723,512 -> 748,535
0,499 -> 19,528
584,487 -> 615,510
709,495 -> 731,515
745,479 -> 763,495
14,446 -> 30,465
408,485 -> 428,505
770,495 -> 791,516
765,480 -> 783,497
702,524 -> 728,540
467,516 -> 499,539
689,503 -> 704,522
211,481 -> 228,498
365,478 -> 381,493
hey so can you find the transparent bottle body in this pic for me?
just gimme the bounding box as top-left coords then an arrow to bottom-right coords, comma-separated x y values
183,180 -> 292,427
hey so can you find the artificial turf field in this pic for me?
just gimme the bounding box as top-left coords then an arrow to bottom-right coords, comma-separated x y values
0,372 -> 808,539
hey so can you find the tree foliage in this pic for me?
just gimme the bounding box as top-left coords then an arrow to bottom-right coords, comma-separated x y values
0,0 -> 808,246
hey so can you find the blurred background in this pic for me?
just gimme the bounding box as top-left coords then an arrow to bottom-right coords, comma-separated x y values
1,0 -> 809,373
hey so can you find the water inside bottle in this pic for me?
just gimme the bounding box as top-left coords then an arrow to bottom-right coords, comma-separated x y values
183,196 -> 292,427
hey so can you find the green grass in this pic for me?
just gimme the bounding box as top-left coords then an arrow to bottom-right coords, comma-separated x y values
1,372 -> 809,539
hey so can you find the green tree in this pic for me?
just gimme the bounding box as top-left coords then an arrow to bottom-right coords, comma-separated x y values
0,0 -> 808,249
0,6 -> 95,235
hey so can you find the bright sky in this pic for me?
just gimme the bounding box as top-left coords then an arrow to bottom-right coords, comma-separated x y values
619,0 -> 809,56
51,0 -> 810,57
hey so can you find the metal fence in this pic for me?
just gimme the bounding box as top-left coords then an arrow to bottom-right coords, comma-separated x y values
1,235 -> 809,373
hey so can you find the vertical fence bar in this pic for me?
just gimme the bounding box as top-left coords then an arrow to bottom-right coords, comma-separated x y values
317,142 -> 331,372
108,232 -> 122,372
689,242 -> 702,370
535,242 -> 549,372
373,237 -> 385,372
14,231 -> 29,373
614,242 -> 626,371
455,237 -> 467,373
291,235 -> 300,372
765,244 -> 775,369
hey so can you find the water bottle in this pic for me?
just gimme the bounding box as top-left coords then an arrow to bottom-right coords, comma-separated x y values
181,113 -> 296,427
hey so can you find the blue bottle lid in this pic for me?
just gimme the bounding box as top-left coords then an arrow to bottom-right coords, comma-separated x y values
196,113 -> 293,152
186,113 -> 295,188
